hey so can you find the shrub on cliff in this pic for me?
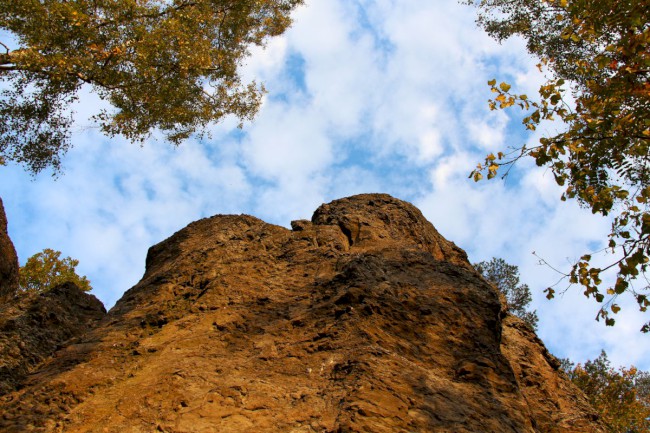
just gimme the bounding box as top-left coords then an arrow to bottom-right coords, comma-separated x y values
19,248 -> 91,293
475,257 -> 539,330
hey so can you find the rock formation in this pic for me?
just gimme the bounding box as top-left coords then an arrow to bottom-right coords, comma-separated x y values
0,194 -> 604,432
0,197 -> 19,302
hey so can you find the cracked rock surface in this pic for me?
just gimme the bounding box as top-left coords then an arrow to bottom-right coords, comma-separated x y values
0,194 -> 603,432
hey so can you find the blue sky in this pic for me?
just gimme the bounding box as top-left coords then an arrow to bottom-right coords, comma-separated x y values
1,0 -> 648,369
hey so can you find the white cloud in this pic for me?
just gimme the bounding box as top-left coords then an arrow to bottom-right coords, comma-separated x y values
1,0 -> 647,370
242,103 -> 334,181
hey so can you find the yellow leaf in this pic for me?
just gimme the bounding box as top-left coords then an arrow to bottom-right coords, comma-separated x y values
499,82 -> 511,92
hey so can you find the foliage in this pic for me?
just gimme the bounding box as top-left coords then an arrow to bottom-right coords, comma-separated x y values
0,0 -> 303,174
564,351 -> 650,433
559,356 -> 575,374
474,257 -> 539,330
19,248 -> 92,293
466,0 -> 650,330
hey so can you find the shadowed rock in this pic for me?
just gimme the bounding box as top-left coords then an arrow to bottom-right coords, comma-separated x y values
0,282 -> 106,395
0,198 -> 18,302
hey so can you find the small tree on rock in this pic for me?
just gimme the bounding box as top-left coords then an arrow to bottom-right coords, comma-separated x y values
19,248 -> 91,293
475,257 -> 539,330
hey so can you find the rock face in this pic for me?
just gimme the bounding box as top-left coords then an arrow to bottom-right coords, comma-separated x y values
0,197 -> 19,302
0,194 -> 604,432
0,282 -> 107,396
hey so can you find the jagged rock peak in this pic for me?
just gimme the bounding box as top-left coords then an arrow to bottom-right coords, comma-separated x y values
142,193 -> 468,280
310,193 -> 469,266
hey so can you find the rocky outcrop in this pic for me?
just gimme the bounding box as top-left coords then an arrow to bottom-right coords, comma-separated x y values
0,282 -> 106,396
0,197 -> 19,302
500,316 -> 601,431
0,194 -> 604,432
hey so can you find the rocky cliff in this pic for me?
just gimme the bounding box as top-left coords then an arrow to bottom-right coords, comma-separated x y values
0,197 -> 19,302
0,194 -> 603,432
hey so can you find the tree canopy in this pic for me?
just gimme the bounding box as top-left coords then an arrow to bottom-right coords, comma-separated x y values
0,0 -> 303,174
475,257 -> 539,330
466,0 -> 650,330
564,351 -> 650,433
19,248 -> 92,293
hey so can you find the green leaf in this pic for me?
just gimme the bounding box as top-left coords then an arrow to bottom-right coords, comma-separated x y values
471,0 -> 650,333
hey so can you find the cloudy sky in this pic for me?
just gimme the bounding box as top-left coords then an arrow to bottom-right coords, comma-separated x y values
1,0 -> 647,369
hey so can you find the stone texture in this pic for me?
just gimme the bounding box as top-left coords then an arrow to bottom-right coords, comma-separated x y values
500,316 -> 601,432
0,282 -> 107,396
0,194 -> 604,432
0,197 -> 19,302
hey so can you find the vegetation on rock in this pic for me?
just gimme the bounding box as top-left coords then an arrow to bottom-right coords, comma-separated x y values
475,257 -> 539,330
0,0 -> 303,174
478,256 -> 649,431
19,248 -> 91,293
466,0 -> 650,330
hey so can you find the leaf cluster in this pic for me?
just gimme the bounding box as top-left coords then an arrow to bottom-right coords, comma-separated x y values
0,0 -> 303,174
467,0 -> 650,330
19,248 -> 92,293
